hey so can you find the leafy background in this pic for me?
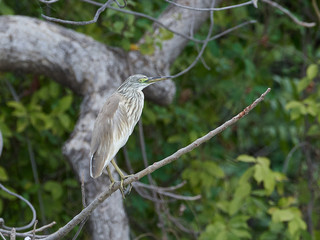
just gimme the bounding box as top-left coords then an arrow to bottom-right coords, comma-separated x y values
0,0 -> 319,239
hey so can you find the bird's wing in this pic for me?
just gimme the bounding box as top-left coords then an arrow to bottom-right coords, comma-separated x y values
90,93 -> 131,178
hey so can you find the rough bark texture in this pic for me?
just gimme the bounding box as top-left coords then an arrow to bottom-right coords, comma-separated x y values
0,0 -> 216,239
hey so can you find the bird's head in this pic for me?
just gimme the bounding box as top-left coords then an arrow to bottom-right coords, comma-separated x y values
118,74 -> 170,92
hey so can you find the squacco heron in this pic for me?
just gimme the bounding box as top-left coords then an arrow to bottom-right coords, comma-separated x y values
90,74 -> 169,196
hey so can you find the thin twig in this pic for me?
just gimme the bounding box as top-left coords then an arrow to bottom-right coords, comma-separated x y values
123,146 -> 134,174
41,88 -> 271,240
72,172 -> 87,240
167,213 -> 198,237
24,222 -> 56,234
27,140 -> 47,226
80,0 -> 203,43
41,0 -> 114,25
0,184 -> 37,231
134,181 -> 187,192
190,11 -> 210,70
0,232 -> 6,240
39,0 -> 59,3
0,229 -> 46,239
134,186 -> 171,203
262,0 -> 316,27
114,0 -> 126,8
164,0 -> 253,11
312,0 -> 320,23
170,20 -> 256,78
171,0 -> 215,78
32,220 -> 38,240
71,218 -> 88,240
207,20 -> 256,42
133,182 -> 200,201
138,120 -> 168,238
45,0 -> 255,45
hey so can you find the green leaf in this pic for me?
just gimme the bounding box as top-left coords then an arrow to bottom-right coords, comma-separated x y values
230,229 -> 251,239
278,197 -> 295,208
167,134 -> 181,143
113,21 -> 125,33
17,118 -> 29,132
270,208 -> 294,222
285,101 -> 307,115
306,64 -> 318,80
44,181 -> 63,200
288,218 -> 307,236
49,82 -> 61,98
0,120 -> 12,138
0,166 -> 8,181
140,43 -> 155,55
307,124 -> 320,136
239,167 -> 254,184
58,114 -> 71,129
30,112 -> 48,130
297,77 -> 313,92
237,154 -> 256,163
254,157 -> 275,195
229,182 -> 251,215
53,95 -> 73,114
159,27 -> 174,40
63,179 -> 78,188
7,101 -> 27,117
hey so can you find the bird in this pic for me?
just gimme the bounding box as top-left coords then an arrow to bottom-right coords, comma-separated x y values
90,74 -> 169,196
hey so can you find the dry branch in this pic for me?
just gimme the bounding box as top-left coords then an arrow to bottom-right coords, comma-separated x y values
41,88 -> 271,240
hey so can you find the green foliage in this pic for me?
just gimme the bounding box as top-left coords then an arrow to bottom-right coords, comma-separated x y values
191,155 -> 306,240
182,161 -> 224,193
200,215 -> 251,240
0,74 -> 81,235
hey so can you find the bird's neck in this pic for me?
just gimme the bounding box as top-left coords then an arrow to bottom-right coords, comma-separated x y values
118,88 -> 144,99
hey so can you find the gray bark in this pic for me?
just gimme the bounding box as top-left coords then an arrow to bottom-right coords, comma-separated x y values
0,0 -> 215,238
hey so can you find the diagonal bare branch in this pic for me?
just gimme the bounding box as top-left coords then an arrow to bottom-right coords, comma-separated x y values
42,87 -> 271,240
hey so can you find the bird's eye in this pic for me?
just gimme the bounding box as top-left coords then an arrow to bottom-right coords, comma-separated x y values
139,77 -> 148,83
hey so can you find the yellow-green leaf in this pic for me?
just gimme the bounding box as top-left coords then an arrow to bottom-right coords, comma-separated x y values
237,154 -> 256,163
44,181 -> 63,200
297,77 -> 312,92
0,166 -> 8,181
159,27 -> 174,41
306,64 -> 318,80
271,208 -> 294,222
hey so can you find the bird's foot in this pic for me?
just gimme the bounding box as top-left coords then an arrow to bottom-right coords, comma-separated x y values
119,174 -> 133,199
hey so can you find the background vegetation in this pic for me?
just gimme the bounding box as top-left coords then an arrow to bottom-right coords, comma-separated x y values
0,0 -> 319,239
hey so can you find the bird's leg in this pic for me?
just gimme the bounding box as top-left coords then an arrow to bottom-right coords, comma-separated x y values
111,159 -> 133,198
107,166 -> 116,189
106,165 -> 115,188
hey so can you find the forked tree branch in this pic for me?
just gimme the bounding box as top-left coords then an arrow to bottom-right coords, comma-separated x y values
42,88 -> 271,240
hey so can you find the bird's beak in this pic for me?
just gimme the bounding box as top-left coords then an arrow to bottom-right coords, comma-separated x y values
146,76 -> 170,83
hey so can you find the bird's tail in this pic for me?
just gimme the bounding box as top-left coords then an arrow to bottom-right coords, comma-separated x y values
90,152 -> 104,178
